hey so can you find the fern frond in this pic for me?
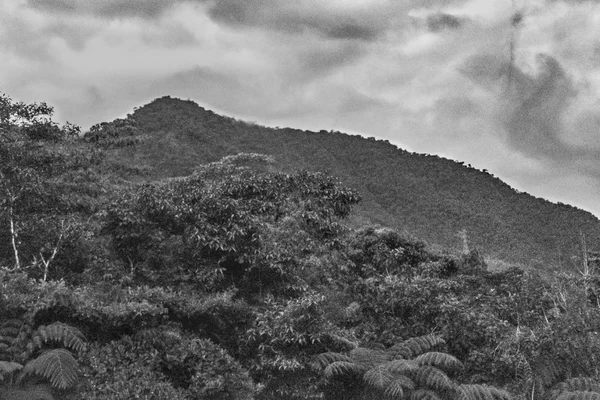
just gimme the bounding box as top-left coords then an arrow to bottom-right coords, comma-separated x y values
0,361 -> 23,378
349,347 -> 390,368
312,352 -> 353,370
553,378 -> 600,395
515,354 -> 533,389
389,343 -> 412,360
3,384 -> 54,400
324,361 -> 366,379
457,384 -> 512,400
0,385 -> 55,400
411,366 -> 455,392
20,349 -> 78,390
385,375 -> 416,399
555,391 -> 600,400
393,334 -> 445,359
363,365 -> 396,390
385,359 -> 419,374
327,333 -> 359,350
30,323 -> 86,355
0,319 -> 30,357
414,352 -> 463,373
411,388 -> 444,400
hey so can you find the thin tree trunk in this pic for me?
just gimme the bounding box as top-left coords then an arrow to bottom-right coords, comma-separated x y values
8,203 -> 20,270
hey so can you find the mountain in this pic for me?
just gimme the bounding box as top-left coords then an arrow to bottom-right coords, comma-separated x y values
99,95 -> 600,268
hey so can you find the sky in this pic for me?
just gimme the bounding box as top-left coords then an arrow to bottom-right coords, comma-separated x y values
2,0 -> 600,217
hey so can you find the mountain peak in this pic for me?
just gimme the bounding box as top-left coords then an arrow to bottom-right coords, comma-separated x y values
102,95 -> 600,269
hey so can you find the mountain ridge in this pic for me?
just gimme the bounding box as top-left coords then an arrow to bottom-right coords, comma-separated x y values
100,95 -> 600,268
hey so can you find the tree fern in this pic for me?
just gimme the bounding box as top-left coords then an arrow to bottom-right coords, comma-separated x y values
324,361 -> 366,379
363,364 -> 396,390
0,361 -> 22,377
0,384 -> 54,400
414,351 -> 463,373
28,323 -> 86,356
555,391 -> 600,400
0,319 -> 32,361
552,378 -> 600,395
349,347 -> 390,367
313,334 -> 507,400
311,351 -> 352,370
385,375 -> 416,399
20,349 -> 78,390
457,384 -> 512,400
386,359 -> 419,374
515,353 -> 533,393
410,365 -> 456,392
411,388 -> 444,400
389,334 -> 446,359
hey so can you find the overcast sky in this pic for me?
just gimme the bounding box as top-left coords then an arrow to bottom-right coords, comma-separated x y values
2,0 -> 600,217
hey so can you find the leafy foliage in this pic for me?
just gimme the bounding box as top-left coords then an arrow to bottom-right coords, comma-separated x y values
314,334 -> 462,399
106,95 -> 600,268
7,91 -> 600,400
0,316 -> 85,399
457,384 -> 513,400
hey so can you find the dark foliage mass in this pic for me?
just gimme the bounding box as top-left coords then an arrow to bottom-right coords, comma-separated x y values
103,96 -> 600,268
3,93 -> 600,400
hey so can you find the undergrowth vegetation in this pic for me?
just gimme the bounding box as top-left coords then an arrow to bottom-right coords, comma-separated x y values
3,93 -> 600,400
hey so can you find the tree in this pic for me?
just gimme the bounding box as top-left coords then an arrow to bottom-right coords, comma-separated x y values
0,93 -> 101,279
103,153 -> 360,294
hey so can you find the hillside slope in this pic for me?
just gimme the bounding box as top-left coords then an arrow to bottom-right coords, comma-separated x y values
100,96 -> 600,268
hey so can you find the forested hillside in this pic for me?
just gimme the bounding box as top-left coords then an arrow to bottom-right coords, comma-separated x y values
4,93 -> 600,400
100,96 -> 600,268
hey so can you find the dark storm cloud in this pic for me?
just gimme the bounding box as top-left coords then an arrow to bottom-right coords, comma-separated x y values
27,0 -> 76,12
426,13 -> 464,32
207,0 -> 385,41
461,53 -> 600,166
503,55 -> 578,159
27,0 -> 175,19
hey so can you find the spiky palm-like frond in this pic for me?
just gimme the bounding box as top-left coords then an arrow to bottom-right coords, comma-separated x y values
414,352 -> 463,373
386,359 -> 419,374
0,319 -> 32,361
385,375 -> 416,399
555,391 -> 600,400
323,361 -> 366,379
411,388 -> 444,400
552,378 -> 600,396
311,352 -> 353,370
363,365 -> 396,390
0,384 -> 54,400
515,353 -> 533,391
457,384 -> 512,400
0,361 -> 23,378
410,366 -> 455,393
29,323 -> 86,356
20,349 -> 78,390
349,347 -> 390,368
389,334 -> 445,359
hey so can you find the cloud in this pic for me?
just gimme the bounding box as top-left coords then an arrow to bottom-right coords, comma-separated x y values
461,53 -> 580,160
26,0 -> 174,19
6,0 -> 600,218
426,12 -> 465,32
206,0 -> 387,41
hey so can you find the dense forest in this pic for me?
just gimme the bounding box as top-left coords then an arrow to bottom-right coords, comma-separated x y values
102,96 -> 600,269
2,93 -> 600,400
